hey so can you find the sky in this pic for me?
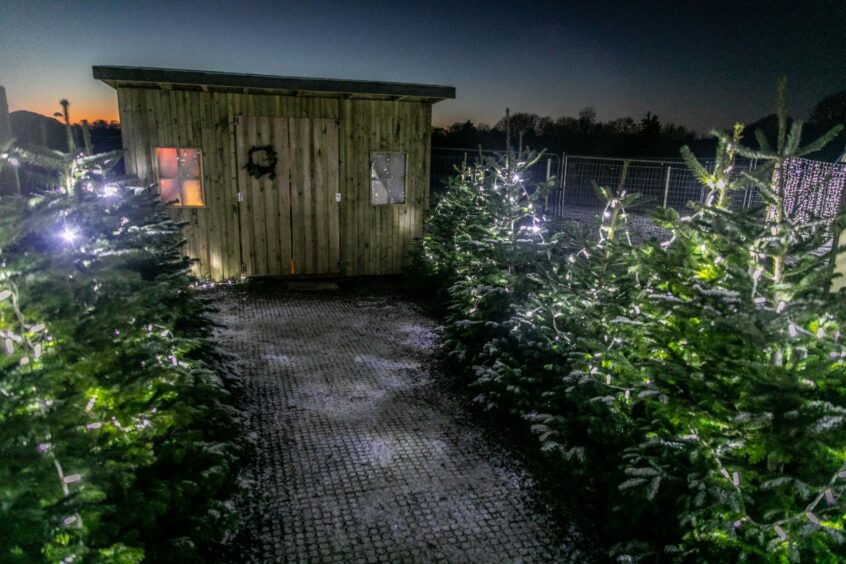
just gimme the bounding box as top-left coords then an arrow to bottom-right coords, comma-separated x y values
1,0 -> 843,133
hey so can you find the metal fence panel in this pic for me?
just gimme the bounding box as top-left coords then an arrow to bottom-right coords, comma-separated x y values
430,148 -> 846,237
430,148 -> 559,194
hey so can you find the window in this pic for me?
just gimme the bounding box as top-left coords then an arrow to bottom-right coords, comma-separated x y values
155,147 -> 204,206
370,152 -> 405,205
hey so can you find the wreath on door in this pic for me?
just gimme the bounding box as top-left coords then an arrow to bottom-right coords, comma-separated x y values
244,144 -> 278,180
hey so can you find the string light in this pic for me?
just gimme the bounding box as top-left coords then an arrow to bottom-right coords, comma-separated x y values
419,146 -> 846,557
60,226 -> 79,244
772,157 -> 846,224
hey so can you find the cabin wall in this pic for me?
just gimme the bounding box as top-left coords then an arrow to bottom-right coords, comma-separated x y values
117,86 -> 431,279
339,98 -> 431,276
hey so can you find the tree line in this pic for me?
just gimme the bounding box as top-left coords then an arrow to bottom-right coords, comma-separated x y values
433,90 -> 846,161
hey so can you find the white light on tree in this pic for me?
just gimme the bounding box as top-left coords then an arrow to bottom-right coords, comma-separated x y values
60,226 -> 79,244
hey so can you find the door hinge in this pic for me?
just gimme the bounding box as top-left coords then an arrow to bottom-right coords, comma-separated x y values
237,192 -> 244,203
335,192 -> 342,203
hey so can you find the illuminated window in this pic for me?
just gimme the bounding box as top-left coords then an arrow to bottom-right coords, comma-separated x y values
155,147 -> 204,207
370,152 -> 405,205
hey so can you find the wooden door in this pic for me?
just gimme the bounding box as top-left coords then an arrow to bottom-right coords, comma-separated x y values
236,116 -> 340,276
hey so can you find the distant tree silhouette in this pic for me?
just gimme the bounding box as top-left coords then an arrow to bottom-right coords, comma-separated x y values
432,89 -> 846,161
578,106 -> 597,132
494,112 -> 544,136
434,108 -> 697,157
639,111 -> 661,136
810,91 -> 846,131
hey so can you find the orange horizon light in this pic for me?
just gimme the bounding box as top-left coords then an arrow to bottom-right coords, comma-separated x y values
15,104 -> 120,126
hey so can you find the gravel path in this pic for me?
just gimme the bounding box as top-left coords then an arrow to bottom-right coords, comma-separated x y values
212,283 -> 589,562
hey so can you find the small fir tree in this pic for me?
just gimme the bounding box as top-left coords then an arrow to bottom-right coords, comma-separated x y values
416,84 -> 846,562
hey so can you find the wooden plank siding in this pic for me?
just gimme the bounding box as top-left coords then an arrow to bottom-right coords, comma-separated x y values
116,86 -> 431,280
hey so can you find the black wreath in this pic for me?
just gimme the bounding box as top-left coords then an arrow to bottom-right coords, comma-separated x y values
244,145 -> 278,180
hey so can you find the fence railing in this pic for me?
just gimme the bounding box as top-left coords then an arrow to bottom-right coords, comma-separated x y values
549,154 -> 764,215
431,147 -> 560,193
430,148 -> 846,228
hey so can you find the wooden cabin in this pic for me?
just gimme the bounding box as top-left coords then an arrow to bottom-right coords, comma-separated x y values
94,65 -> 454,280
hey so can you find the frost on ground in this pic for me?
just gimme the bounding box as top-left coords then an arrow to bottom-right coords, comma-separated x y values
211,283 -> 591,562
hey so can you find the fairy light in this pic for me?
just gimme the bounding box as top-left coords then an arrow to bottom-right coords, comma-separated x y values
825,489 -> 835,504
420,146 -> 846,555
771,157 -> 846,224
0,134 -> 238,558
60,226 -> 78,244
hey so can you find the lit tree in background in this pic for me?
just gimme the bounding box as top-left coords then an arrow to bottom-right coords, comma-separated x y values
416,83 -> 846,561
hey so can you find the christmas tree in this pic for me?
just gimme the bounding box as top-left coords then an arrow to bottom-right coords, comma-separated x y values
0,101 -> 246,562
417,84 -> 846,561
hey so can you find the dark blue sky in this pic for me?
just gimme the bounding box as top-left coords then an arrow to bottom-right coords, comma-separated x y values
1,0 -> 843,132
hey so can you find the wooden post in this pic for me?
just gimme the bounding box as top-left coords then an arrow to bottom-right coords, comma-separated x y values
0,86 -> 21,196
81,120 -> 93,155
504,107 -> 511,167
60,99 -> 75,154
830,226 -> 846,292
558,152 -> 568,214
829,166 -> 846,292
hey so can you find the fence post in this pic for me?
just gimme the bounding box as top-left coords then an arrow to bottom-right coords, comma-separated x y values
0,85 -> 20,196
559,152 -> 568,214
742,159 -> 753,208
662,165 -> 672,208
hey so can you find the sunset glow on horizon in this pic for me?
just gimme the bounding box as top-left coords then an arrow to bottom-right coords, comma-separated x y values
2,1 -> 843,134
19,103 -> 120,125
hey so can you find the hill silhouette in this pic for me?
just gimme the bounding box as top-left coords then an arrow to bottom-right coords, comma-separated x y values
9,110 -> 68,151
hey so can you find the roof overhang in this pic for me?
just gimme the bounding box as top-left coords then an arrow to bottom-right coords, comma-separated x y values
93,65 -> 455,103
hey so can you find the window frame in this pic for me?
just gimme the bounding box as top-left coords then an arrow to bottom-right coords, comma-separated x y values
155,146 -> 206,208
369,151 -> 407,206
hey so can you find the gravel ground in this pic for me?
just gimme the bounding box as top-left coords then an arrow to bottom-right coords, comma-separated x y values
211,282 -> 590,563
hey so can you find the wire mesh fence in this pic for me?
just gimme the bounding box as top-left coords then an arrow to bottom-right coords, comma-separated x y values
431,148 -> 560,193
430,148 -> 846,239
549,155 -> 763,215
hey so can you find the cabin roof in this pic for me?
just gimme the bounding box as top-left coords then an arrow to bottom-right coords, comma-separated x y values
93,65 -> 455,103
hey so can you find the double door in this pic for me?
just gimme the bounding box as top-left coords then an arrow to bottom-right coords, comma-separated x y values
235,116 -> 340,276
